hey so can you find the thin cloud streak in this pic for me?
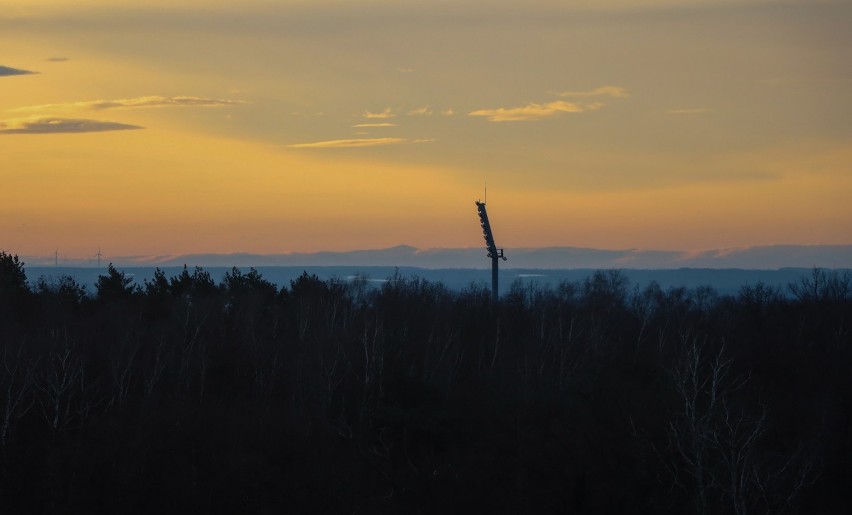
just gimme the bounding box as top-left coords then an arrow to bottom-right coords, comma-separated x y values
469,100 -> 603,122
352,122 -> 397,128
288,137 -> 409,148
559,86 -> 629,98
362,108 -> 395,119
408,106 -> 432,116
12,96 -> 244,113
0,117 -> 143,134
288,137 -> 435,148
0,65 -> 37,76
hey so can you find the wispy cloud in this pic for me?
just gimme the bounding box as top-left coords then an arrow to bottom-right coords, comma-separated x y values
470,86 -> 624,122
559,86 -> 629,98
666,107 -> 711,115
0,117 -> 143,135
362,108 -> 395,119
470,100 -> 603,122
13,96 -> 244,113
408,106 -> 432,116
442,108 -> 455,116
396,67 -> 415,73
352,122 -> 397,128
288,137 -> 433,149
46,57 -> 70,62
0,65 -> 37,77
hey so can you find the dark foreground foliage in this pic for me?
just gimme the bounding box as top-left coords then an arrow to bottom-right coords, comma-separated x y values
1,251 -> 850,514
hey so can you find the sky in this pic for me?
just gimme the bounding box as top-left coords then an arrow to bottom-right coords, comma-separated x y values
2,0 -> 851,260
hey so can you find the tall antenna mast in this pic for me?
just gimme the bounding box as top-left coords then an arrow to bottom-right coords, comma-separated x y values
96,248 -> 103,268
54,249 -> 58,267
475,198 -> 507,303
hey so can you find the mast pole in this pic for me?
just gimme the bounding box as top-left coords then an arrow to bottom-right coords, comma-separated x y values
492,254 -> 499,302
475,200 -> 506,303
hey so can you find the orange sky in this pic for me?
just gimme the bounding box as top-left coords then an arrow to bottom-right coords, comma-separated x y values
2,0 -> 851,260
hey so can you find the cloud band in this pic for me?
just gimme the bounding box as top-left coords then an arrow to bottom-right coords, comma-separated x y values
0,65 -> 37,77
0,117 -> 143,134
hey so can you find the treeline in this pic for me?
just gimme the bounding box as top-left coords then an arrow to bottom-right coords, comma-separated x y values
1,251 -> 850,514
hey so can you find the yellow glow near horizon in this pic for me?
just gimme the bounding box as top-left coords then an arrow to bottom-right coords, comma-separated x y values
4,124 -> 850,257
0,126 -> 482,256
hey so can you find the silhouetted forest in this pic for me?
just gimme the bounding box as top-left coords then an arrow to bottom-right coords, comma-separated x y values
1,251 -> 850,514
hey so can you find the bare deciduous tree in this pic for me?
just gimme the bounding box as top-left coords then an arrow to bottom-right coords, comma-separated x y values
1,345 -> 35,449
667,335 -> 816,515
35,335 -> 85,433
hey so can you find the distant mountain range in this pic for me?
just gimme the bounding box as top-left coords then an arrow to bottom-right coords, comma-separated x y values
23,244 -> 852,269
